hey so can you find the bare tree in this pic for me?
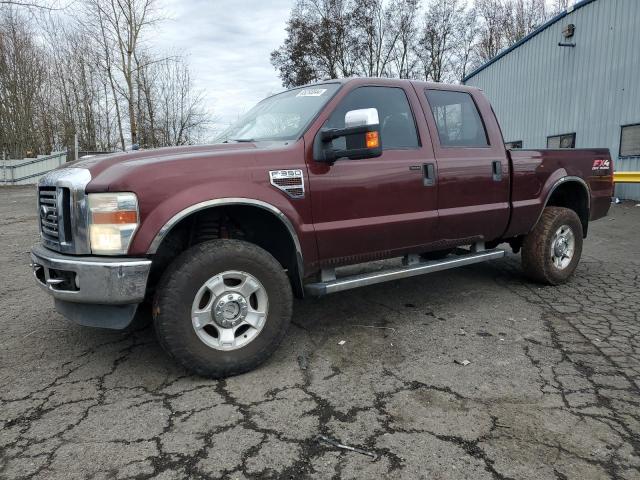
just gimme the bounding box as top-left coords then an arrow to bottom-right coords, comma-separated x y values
90,2 -> 127,150
474,0 -> 508,62
503,0 -> 547,44
151,57 -> 209,146
40,12 -> 117,154
388,0 -> 420,78
1,0 -> 211,158
270,9 -> 320,88
351,0 -> 397,77
271,0 -> 359,87
0,8 -> 47,157
0,0 -> 72,10
136,50 -> 157,148
453,6 -> 480,81
274,0 -> 549,87
134,54 -> 209,147
416,0 -> 465,83
92,0 -> 160,146
551,0 -> 570,15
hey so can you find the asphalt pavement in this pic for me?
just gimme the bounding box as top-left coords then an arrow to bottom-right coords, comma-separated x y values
1,186 -> 639,479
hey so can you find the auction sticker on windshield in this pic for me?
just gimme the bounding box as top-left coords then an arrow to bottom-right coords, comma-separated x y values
296,88 -> 327,97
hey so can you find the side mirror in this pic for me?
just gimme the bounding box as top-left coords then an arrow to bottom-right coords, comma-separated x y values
345,108 -> 379,128
314,108 -> 382,163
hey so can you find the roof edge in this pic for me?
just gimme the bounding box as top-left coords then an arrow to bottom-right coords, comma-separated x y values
462,0 -> 599,83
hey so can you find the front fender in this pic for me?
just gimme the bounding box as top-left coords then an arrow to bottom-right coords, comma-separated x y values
129,187 -> 307,258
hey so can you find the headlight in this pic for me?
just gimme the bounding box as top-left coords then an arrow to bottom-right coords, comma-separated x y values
88,193 -> 139,255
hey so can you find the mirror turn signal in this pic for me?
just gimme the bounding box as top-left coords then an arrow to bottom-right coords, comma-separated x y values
366,131 -> 380,149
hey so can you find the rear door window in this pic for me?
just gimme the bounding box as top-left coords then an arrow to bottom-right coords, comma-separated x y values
425,90 -> 489,148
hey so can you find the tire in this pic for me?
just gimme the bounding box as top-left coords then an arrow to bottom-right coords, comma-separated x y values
153,239 -> 293,378
521,207 -> 583,285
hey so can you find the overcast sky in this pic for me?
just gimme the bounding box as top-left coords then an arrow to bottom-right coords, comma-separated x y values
152,0 -> 295,134
150,0 -> 575,136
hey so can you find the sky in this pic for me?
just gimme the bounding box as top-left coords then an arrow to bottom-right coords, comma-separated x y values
152,0 -> 295,134
150,0 -> 577,136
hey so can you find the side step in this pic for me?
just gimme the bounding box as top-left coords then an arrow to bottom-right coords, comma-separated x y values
304,248 -> 506,297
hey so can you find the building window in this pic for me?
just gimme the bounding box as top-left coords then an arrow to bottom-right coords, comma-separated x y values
424,90 -> 489,147
547,133 -> 575,149
505,141 -> 523,149
620,124 -> 640,157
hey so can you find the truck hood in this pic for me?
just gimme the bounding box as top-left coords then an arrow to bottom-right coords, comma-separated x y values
70,142 -> 291,193
73,143 -> 255,179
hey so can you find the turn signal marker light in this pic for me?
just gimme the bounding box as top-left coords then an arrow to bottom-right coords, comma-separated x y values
366,131 -> 380,149
91,210 -> 138,224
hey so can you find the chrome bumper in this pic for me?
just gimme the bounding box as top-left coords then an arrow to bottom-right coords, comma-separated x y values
30,244 -> 152,305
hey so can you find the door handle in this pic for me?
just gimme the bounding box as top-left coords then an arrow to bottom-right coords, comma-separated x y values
492,160 -> 503,182
423,163 -> 436,187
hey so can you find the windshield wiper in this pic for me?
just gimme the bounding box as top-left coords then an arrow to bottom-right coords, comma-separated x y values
230,138 -> 255,143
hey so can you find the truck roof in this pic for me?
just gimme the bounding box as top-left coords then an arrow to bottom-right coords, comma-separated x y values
298,77 -> 481,94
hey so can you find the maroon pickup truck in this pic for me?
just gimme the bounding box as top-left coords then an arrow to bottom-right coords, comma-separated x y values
30,78 -> 613,377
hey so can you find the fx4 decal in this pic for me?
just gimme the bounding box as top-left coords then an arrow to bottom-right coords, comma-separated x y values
592,159 -> 610,171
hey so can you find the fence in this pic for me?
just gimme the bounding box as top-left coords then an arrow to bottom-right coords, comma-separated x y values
1,151 -> 67,185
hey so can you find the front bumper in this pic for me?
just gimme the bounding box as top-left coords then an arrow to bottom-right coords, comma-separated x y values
30,244 -> 152,304
30,244 -> 152,329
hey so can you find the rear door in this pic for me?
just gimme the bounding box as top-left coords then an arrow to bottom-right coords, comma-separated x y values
418,87 -> 510,243
305,84 -> 439,264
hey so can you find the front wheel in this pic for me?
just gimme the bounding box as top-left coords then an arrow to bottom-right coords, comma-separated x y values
153,239 -> 293,378
521,206 -> 583,285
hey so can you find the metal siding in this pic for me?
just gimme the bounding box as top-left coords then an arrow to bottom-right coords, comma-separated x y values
1,153 -> 67,185
466,0 -> 640,200
616,157 -> 640,200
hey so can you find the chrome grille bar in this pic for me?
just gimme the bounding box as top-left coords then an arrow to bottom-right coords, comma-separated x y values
38,187 -> 60,245
42,227 -> 59,237
37,167 -> 92,254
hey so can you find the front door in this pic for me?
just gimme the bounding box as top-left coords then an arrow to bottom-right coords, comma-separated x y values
305,84 -> 439,265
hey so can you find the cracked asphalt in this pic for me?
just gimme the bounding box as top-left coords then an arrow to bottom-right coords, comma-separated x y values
1,185 -> 639,480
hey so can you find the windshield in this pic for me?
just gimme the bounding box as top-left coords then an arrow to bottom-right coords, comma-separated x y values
215,84 -> 341,143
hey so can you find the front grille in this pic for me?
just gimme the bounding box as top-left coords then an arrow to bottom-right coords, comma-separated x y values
37,167 -> 91,254
39,187 -> 72,249
39,187 -> 59,245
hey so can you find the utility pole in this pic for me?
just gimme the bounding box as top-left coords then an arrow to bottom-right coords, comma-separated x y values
74,134 -> 79,162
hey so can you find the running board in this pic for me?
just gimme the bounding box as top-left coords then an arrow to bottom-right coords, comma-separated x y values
304,249 -> 506,297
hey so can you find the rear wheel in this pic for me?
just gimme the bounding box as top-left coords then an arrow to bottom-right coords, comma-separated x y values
521,207 -> 583,285
153,239 -> 293,378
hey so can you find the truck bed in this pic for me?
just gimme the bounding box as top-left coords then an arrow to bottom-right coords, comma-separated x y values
505,148 -> 613,237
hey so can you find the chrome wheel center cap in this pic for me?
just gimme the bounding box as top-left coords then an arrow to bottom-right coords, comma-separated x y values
213,293 -> 248,328
554,237 -> 568,256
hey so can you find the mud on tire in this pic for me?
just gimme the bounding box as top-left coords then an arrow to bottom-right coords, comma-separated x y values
521,206 -> 583,285
153,239 -> 293,378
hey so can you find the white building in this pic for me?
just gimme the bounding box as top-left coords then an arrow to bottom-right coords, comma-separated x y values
463,0 -> 640,200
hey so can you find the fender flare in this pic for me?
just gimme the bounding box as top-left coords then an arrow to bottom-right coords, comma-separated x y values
147,197 -> 305,290
534,176 -> 591,230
